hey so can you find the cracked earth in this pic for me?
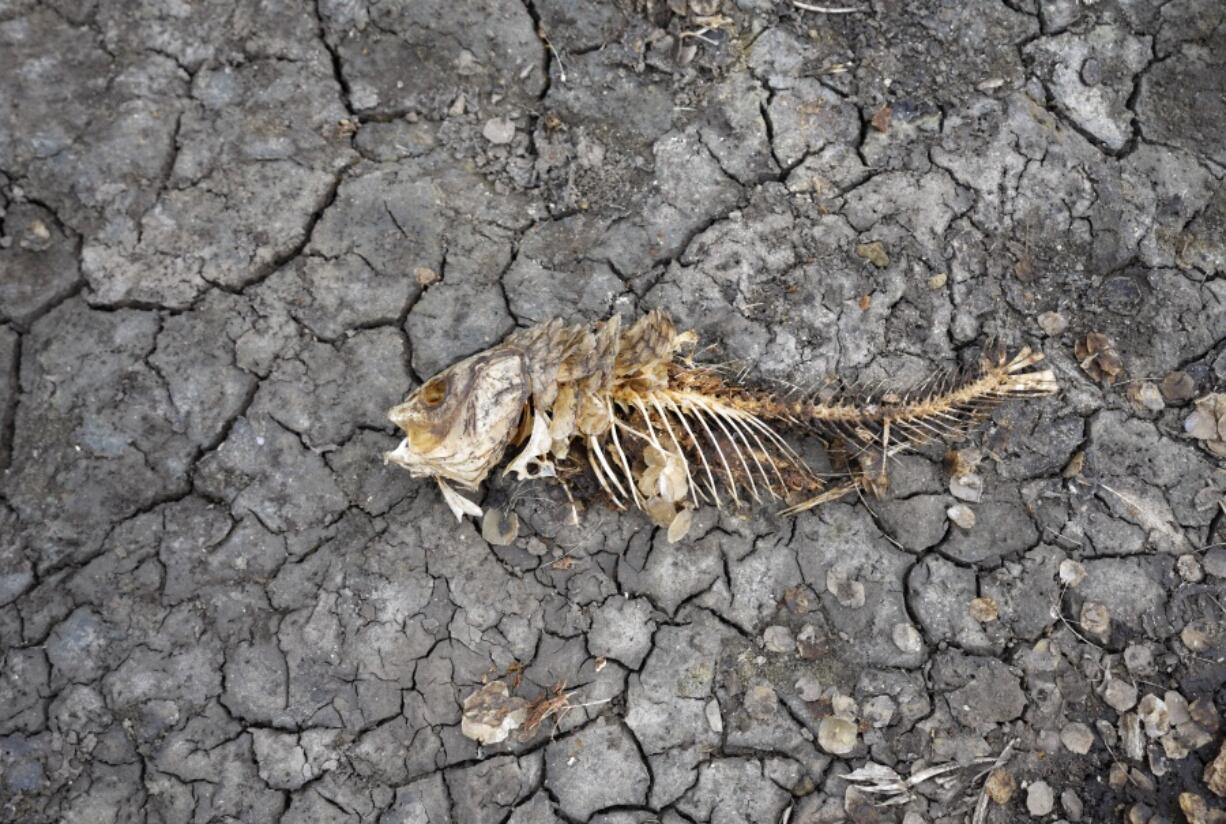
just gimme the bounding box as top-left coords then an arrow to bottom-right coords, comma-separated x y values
1,0 -> 1224,822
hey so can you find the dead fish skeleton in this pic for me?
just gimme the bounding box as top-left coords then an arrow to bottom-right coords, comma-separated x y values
384,311 -> 1058,536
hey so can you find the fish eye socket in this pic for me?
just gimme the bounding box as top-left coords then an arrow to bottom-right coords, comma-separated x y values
420,378 -> 448,407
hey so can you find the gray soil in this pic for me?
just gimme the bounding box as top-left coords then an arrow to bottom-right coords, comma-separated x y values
1,0 -> 1224,822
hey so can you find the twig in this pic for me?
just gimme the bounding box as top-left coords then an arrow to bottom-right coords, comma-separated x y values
793,1 -> 867,12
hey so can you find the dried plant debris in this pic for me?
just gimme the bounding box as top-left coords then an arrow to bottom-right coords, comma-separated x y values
1075,331 -> 1124,385
1186,393 -> 1226,458
460,680 -> 591,746
461,680 -> 528,745
385,311 -> 1058,525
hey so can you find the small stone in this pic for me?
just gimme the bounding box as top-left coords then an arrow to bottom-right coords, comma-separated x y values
1061,721 -> 1095,754
1204,549 -> 1226,579
1058,559 -> 1086,587
1026,780 -> 1054,816
892,622 -> 923,654
1178,553 -> 1205,582
1162,730 -> 1190,760
1126,803 -> 1153,824
1181,618 -> 1216,652
705,699 -> 723,733
1079,601 -> 1111,642
796,623 -> 827,660
969,596 -> 999,623
947,503 -> 976,529
784,585 -> 816,614
1061,788 -> 1084,822
831,693 -> 858,720
1173,720 -> 1214,753
1124,643 -> 1154,675
1109,761 -> 1129,789
1180,792 -> 1221,824
862,695 -> 896,728
1129,381 -> 1165,412
1149,742 -> 1170,777
1166,691 -> 1192,726
1206,739 -> 1226,796
1138,694 -> 1170,738
763,625 -> 795,654
1130,767 -> 1156,793
1038,310 -> 1068,336
482,117 -> 516,144
1160,370 -> 1196,402
855,241 -> 889,268
949,473 -> 983,502
744,680 -> 779,720
460,681 -> 527,745
1097,718 -> 1119,748
928,272 -> 947,289
1191,696 -> 1221,734
481,508 -> 519,546
985,768 -> 1016,805
817,716 -> 858,755
826,567 -> 866,609
1120,712 -> 1145,760
1102,678 -> 1138,713
795,675 -> 822,702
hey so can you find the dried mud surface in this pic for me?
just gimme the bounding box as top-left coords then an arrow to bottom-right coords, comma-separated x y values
1,1 -> 1224,822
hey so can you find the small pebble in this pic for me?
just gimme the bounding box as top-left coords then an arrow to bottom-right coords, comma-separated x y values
949,473 -> 984,502
826,567 -> 866,608
1190,695 -> 1221,734
1059,559 -> 1086,587
1108,761 -> 1129,789
1162,729 -> 1190,760
482,117 -> 516,144
985,768 -> 1016,804
1138,694 -> 1170,738
1061,721 -> 1095,754
817,716 -> 858,755
947,503 -> 976,529
1181,618 -> 1215,653
1204,738 -> 1226,796
1079,601 -> 1111,642
1160,370 -> 1196,402
1037,310 -> 1068,336
1126,803 -> 1152,824
1166,691 -> 1192,726
1026,780 -> 1055,816
744,680 -> 779,720
1124,643 -> 1154,675
763,625 -> 795,654
1177,553 -> 1205,583
928,272 -> 947,289
1204,548 -> 1226,579
1130,381 -> 1165,412
862,695 -> 896,728
831,693 -> 858,720
969,596 -> 999,623
1102,677 -> 1138,713
892,622 -> 923,654
1061,788 -> 1083,821
855,241 -> 889,268
795,675 -> 822,702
